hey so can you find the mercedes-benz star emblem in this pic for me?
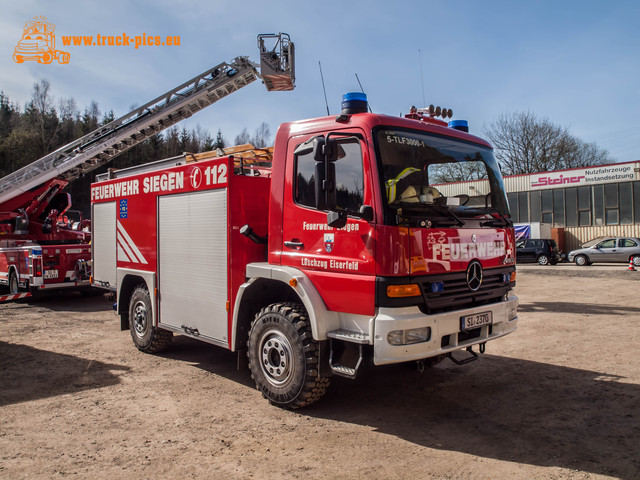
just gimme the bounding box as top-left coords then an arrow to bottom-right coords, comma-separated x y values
466,260 -> 483,291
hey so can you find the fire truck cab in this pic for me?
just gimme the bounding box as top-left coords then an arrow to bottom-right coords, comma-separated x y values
91,93 -> 518,408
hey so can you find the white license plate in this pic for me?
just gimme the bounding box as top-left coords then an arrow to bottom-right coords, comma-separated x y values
43,270 -> 58,279
460,311 -> 492,330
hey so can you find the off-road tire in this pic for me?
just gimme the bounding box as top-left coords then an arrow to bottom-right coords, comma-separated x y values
129,286 -> 172,353
247,302 -> 330,409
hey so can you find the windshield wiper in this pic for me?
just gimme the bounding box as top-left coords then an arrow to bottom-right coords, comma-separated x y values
396,203 -> 464,227
480,211 -> 513,228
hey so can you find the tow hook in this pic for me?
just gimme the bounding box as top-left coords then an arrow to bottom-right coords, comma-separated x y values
447,345 -> 484,365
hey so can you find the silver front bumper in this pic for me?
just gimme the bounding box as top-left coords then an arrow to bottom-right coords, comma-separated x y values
373,295 -> 518,365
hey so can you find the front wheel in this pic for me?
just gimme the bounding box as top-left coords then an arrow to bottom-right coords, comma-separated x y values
537,254 -> 550,266
248,303 -> 330,409
129,286 -> 172,353
575,255 -> 589,266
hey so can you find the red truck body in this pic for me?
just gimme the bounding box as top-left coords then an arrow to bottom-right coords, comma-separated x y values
91,98 -> 519,408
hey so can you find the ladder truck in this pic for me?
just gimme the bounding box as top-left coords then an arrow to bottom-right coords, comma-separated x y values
0,33 -> 295,301
91,93 -> 519,408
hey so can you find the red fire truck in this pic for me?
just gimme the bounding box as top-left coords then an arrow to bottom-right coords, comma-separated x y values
0,33 -> 293,300
91,94 -> 519,408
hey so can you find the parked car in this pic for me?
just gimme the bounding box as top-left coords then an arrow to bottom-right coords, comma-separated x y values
567,237 -> 640,266
515,238 -> 562,265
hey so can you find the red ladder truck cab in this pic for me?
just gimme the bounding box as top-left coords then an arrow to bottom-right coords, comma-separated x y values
91,93 -> 518,408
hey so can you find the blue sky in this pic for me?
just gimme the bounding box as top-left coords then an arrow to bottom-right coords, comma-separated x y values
1,0 -> 639,163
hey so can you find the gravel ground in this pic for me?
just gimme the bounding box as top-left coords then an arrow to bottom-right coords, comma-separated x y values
1,266 -> 639,479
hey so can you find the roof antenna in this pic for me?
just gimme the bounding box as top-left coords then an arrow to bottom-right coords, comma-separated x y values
318,61 -> 330,116
419,49 -> 426,106
354,73 -> 372,112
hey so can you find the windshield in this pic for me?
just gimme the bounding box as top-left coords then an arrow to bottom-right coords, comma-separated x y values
374,128 -> 510,227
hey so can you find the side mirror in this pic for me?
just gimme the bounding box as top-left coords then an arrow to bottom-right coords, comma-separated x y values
313,136 -> 326,162
314,159 -> 337,211
359,205 -> 374,222
314,162 -> 326,210
327,210 -> 347,229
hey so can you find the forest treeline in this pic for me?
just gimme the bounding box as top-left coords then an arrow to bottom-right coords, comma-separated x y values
0,80 -> 271,216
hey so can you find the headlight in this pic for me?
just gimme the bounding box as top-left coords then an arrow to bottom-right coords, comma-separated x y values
387,327 -> 431,345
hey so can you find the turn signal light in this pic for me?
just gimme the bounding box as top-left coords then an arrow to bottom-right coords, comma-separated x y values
386,284 -> 421,298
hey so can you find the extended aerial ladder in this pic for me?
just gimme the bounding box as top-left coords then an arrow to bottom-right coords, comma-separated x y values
0,33 -> 294,207
0,33 -> 294,298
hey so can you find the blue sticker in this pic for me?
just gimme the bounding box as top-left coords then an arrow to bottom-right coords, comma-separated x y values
119,199 -> 128,219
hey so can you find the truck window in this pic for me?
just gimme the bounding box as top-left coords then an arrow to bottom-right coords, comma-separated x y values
294,138 -> 364,212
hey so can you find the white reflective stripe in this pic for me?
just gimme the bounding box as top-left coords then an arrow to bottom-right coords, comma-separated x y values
117,243 -> 132,263
116,220 -> 148,264
117,236 -> 137,263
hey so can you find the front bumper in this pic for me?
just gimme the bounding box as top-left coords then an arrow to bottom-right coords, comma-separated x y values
373,295 -> 518,365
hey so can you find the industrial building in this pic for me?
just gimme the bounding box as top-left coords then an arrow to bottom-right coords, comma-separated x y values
438,160 -> 640,252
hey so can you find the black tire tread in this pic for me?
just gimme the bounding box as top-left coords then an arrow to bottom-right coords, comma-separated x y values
129,286 -> 172,354
248,302 -> 330,409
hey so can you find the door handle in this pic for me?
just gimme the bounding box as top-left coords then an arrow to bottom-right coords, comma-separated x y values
284,240 -> 304,249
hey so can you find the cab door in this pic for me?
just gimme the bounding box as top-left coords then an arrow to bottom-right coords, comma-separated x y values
280,131 -> 377,316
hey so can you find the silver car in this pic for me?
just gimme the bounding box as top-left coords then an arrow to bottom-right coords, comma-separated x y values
567,237 -> 640,266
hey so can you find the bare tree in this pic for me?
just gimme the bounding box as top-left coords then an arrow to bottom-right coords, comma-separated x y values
251,122 -> 271,148
484,111 -> 613,175
28,80 -> 58,154
234,127 -> 251,146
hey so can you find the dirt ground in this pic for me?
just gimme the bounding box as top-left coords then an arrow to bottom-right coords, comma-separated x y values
1,265 -> 639,479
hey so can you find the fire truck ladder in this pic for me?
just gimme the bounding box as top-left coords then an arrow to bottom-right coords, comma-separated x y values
0,33 -> 294,206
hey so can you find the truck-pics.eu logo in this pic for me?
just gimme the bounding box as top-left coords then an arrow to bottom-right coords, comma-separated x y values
13,16 -> 70,64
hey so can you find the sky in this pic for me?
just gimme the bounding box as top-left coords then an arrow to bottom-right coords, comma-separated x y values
1,0 -> 639,163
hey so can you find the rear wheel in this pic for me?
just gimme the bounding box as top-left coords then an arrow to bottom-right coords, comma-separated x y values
248,302 -> 330,409
129,286 -> 172,353
575,255 -> 589,266
8,270 -> 19,294
632,256 -> 640,267
537,254 -> 550,266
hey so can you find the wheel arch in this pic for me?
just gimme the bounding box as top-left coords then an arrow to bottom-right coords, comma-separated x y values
117,269 -> 156,331
231,263 -> 340,351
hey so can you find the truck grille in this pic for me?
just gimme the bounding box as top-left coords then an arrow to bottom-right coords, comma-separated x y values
418,266 -> 513,314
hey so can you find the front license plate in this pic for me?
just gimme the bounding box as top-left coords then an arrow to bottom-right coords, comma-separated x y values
460,311 -> 492,331
43,270 -> 58,279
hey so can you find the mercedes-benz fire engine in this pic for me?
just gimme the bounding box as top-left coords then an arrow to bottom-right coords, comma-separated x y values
91,93 -> 519,408
0,33 -> 293,301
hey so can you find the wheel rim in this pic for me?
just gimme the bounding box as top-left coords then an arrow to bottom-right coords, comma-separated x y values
258,328 -> 294,386
633,257 -> 640,267
132,300 -> 148,339
539,256 -> 549,265
576,256 -> 586,266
